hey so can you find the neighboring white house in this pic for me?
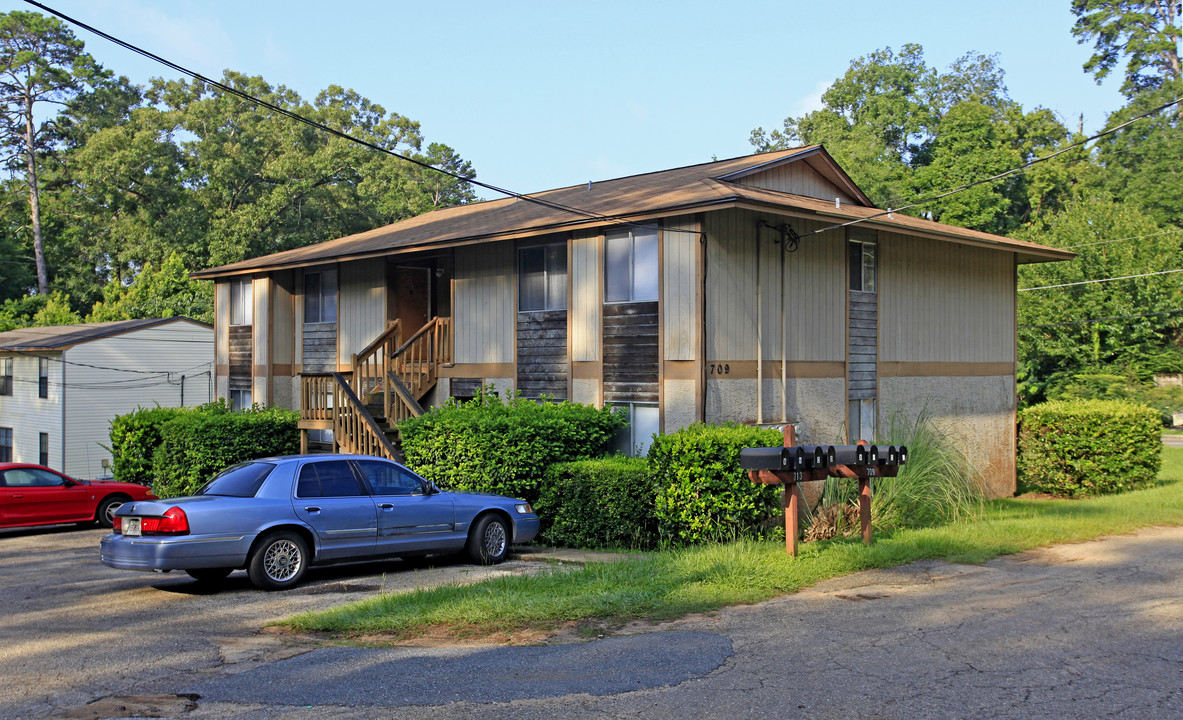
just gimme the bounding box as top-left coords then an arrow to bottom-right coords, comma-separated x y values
0,318 -> 214,479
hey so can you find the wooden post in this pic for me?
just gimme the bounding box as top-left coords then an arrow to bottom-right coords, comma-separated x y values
859,477 -> 872,546
782,424 -> 798,556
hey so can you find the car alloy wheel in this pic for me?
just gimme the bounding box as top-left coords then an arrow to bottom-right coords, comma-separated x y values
467,514 -> 509,565
97,497 -> 125,528
248,531 -> 308,590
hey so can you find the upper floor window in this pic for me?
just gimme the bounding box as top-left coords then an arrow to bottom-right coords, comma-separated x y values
38,357 -> 48,398
605,227 -> 658,303
0,358 -> 10,396
849,230 -> 877,293
518,244 -> 567,312
303,268 -> 338,323
229,278 -> 253,326
0,427 -> 11,463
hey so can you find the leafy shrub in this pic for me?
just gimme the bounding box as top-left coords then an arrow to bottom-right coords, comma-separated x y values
150,405 -> 299,497
108,406 -> 190,486
809,410 -> 981,537
1018,399 -> 1161,496
536,456 -> 655,550
648,423 -> 784,546
398,393 -> 626,503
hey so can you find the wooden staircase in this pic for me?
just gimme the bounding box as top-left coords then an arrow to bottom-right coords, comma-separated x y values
298,317 -> 452,461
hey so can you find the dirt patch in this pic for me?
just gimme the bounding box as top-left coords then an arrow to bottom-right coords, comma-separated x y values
52,694 -> 198,719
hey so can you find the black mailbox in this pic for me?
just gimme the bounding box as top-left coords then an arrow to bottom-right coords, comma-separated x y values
832,444 -> 869,466
739,447 -> 790,471
896,445 -> 908,465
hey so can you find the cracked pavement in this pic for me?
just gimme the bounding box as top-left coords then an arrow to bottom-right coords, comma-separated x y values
3,524 -> 1181,719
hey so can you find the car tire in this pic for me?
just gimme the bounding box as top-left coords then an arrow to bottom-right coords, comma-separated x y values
96,496 -> 127,528
247,531 -> 308,591
186,568 -> 233,583
466,514 -> 510,565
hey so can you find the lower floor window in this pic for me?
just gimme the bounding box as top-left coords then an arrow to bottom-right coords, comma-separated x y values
0,427 -> 11,463
612,402 -> 660,457
229,388 -> 252,412
39,432 -> 48,466
848,398 -> 877,443
307,428 -> 333,445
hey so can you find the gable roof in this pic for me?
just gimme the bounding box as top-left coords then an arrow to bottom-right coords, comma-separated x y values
0,317 -> 212,351
192,146 -> 1073,279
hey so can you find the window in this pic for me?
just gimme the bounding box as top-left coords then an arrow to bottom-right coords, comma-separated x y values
355,459 -> 425,496
0,427 -> 11,463
848,398 -> 876,443
39,433 -> 48,466
518,244 -> 567,311
0,358 -> 11,396
38,357 -> 48,398
229,277 -> 253,326
198,462 -> 276,497
611,403 -> 660,457
303,269 -> 338,323
296,461 -> 363,498
849,234 -> 877,293
605,227 -> 659,303
229,388 -> 252,412
2,467 -> 65,487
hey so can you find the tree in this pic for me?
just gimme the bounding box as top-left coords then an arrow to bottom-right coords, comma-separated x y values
0,11 -> 105,295
87,252 -> 213,324
1071,0 -> 1181,97
1016,197 -> 1183,400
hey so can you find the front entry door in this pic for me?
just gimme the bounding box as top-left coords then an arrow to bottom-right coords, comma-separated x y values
393,266 -> 431,336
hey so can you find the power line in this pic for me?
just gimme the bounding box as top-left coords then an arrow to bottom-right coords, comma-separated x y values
1061,228 -> 1183,250
1019,267 -> 1183,291
1019,308 -> 1183,329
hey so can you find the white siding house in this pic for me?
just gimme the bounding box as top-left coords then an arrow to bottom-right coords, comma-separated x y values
0,318 -> 214,479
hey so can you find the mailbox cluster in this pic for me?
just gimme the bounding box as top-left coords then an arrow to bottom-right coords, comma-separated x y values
740,444 -> 908,472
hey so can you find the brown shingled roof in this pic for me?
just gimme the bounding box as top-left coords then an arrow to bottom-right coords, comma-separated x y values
0,317 -> 211,350
192,146 -> 1072,278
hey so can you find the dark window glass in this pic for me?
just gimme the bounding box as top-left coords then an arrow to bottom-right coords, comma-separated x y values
39,432 -> 48,466
0,358 -> 11,396
0,427 -> 11,463
849,241 -> 862,291
3,467 -> 65,487
229,278 -> 252,326
519,247 -> 546,311
605,231 -> 632,302
605,228 -> 658,303
303,270 -> 338,323
304,272 -> 321,323
296,460 -> 363,498
198,462 -> 276,497
355,460 -> 424,496
38,357 -> 48,398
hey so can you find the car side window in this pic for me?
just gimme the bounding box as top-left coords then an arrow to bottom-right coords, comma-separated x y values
296,461 -> 364,498
354,460 -> 424,496
3,468 -> 65,488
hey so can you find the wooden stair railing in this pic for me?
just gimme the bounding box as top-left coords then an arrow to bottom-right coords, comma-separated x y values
329,372 -> 399,461
351,319 -> 402,424
385,316 -> 452,423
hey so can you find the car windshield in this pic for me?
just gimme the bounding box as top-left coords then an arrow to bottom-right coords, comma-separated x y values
197,462 -> 276,498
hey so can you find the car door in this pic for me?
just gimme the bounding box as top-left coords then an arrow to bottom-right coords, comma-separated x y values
0,468 -> 90,525
291,460 -> 377,561
353,459 -> 456,554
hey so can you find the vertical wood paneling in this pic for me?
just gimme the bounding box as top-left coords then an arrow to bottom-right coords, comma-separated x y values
880,233 -> 1015,362
454,242 -> 514,363
270,270 -> 295,365
663,215 -> 697,360
734,162 -> 855,204
338,260 -> 386,367
571,230 -> 600,362
215,281 -> 229,367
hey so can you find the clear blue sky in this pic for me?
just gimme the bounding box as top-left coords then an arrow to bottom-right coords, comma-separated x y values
6,0 -> 1127,201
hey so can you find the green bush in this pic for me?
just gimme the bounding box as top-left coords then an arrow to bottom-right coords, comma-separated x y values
108,405 -> 190,486
536,456 -> 655,550
397,393 -> 626,503
648,423 -> 784,546
1018,399 -> 1161,496
150,405 -> 299,498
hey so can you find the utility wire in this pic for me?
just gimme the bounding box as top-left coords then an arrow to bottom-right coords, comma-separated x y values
1061,228 -> 1183,250
1019,308 -> 1183,329
1019,267 -> 1183,291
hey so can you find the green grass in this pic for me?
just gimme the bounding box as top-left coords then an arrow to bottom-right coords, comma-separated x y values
282,447 -> 1183,641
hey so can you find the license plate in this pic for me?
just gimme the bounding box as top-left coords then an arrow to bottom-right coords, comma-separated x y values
124,517 -> 142,537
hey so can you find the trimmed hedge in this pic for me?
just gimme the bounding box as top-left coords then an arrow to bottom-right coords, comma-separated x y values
150,405 -> 300,498
648,423 -> 785,546
536,457 -> 655,550
1018,399 -> 1161,496
108,405 -> 195,486
398,394 -> 625,503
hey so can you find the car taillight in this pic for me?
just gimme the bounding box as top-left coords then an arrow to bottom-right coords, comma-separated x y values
142,507 -> 189,535
112,516 -> 122,532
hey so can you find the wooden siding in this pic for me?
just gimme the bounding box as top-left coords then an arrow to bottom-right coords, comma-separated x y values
570,230 -> 600,362
663,215 -> 697,360
879,232 -> 1015,363
339,260 -> 386,367
848,290 -> 877,401
229,326 -> 251,389
301,323 -> 336,373
705,209 -> 845,363
517,309 -> 567,398
454,242 -> 514,364
60,321 -> 214,479
450,377 -> 482,398
734,162 -> 855,204
270,270 -> 295,366
603,301 -> 658,403
215,281 -> 229,368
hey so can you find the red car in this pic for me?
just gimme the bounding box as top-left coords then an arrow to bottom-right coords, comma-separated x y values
0,463 -> 157,530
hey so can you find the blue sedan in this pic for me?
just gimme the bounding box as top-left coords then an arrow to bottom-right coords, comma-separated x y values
100,454 -> 540,590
